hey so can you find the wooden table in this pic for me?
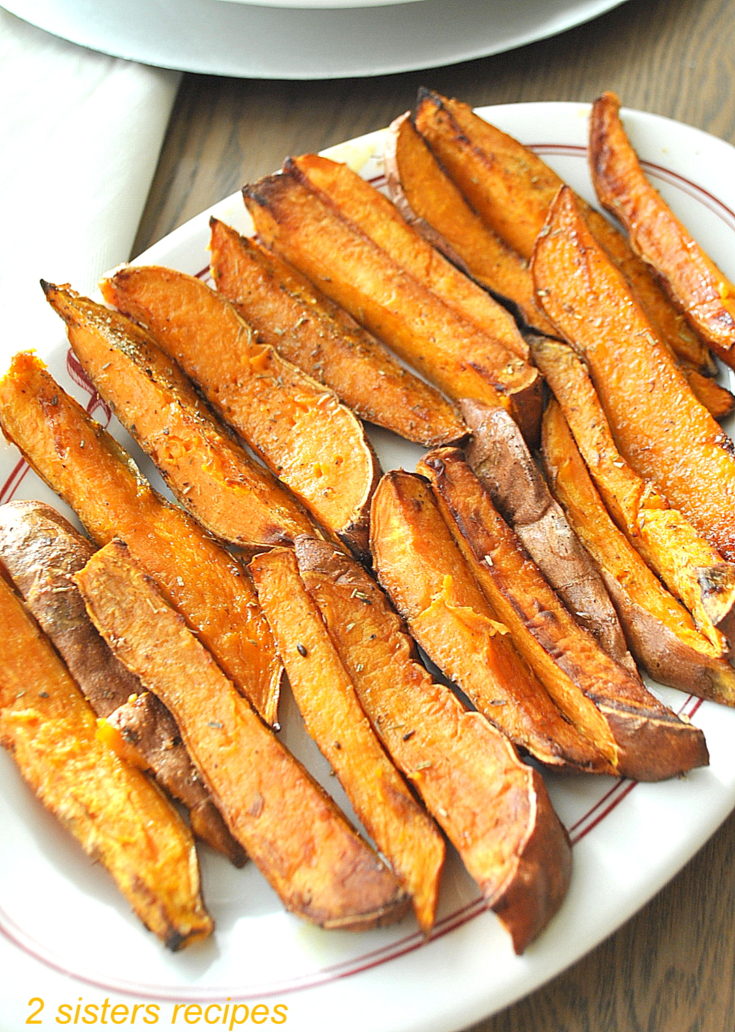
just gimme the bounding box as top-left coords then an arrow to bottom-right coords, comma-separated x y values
134,0 -> 735,1027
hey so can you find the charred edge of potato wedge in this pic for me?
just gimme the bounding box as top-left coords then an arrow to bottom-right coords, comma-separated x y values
383,111 -> 557,338
589,90 -> 735,367
413,88 -> 716,377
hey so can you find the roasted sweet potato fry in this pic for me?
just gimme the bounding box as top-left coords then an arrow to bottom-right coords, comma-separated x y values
461,399 -> 635,671
541,400 -> 735,705
250,546 -> 445,931
531,187 -> 735,564
0,499 -> 245,865
102,266 -> 379,558
384,112 -> 556,336
419,447 -> 709,780
209,218 -> 465,447
683,368 -> 735,422
0,352 -> 282,724
44,281 -> 317,554
0,573 -> 212,950
370,470 -> 611,774
293,536 -> 572,954
590,91 -> 735,368
413,89 -> 715,376
288,153 -> 531,361
243,168 -> 542,444
76,539 -> 409,931
530,334 -> 735,653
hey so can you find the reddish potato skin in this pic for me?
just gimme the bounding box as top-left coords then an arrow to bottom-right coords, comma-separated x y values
461,399 -> 635,672
0,573 -> 213,950
0,499 -> 245,864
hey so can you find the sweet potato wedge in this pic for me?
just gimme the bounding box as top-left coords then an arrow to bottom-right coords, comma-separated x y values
76,539 -> 409,931
250,546 -> 445,931
0,572 -> 212,950
413,88 -> 715,376
288,152 -> 531,362
683,368 -> 735,422
531,186 -> 735,564
0,499 -> 245,865
44,281 -> 317,554
0,352 -> 282,724
530,334 -> 735,653
370,470 -> 612,775
384,112 -> 556,336
461,399 -> 635,672
419,447 -> 709,780
243,168 -> 543,444
209,218 -> 465,447
102,265 -> 379,558
590,91 -> 735,367
293,536 -> 572,954
541,400 -> 735,705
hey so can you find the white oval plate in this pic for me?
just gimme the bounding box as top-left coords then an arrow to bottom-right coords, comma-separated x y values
4,0 -> 629,79
214,0 -> 427,8
2,102 -> 735,1032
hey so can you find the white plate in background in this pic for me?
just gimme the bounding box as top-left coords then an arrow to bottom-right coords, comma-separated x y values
2,102 -> 735,1032
2,0 -> 629,79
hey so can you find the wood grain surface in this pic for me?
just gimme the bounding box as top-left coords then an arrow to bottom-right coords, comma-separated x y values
133,0 -> 735,1028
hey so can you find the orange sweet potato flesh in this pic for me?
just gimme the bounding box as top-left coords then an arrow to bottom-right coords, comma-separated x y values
541,401 -> 735,706
590,91 -> 735,368
0,352 -> 282,725
44,281 -> 317,555
0,499 -> 245,865
0,572 -> 212,950
370,470 -> 611,775
209,218 -> 465,447
76,539 -> 409,931
461,399 -> 636,673
684,368 -> 735,422
288,153 -> 531,362
530,334 -> 735,655
413,89 -> 715,376
293,536 -> 572,954
419,447 -> 709,780
384,112 -> 556,337
243,168 -> 542,445
531,186 -> 735,564
102,266 -> 379,559
250,546 -> 445,932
